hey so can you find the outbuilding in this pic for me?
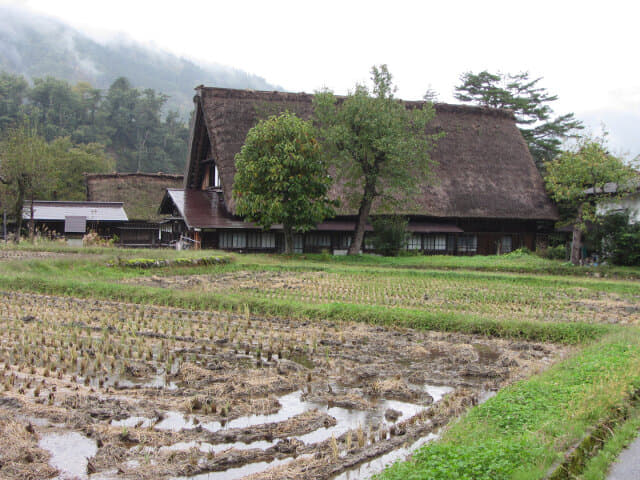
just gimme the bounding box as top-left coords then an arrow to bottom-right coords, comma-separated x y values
23,200 -> 128,245
86,172 -> 183,247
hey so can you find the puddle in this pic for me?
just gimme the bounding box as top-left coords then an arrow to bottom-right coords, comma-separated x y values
91,373 -> 178,390
156,388 -> 434,438
155,410 -> 198,431
424,384 -> 454,402
203,390 -> 310,431
156,391 -> 310,432
332,433 -> 440,480
39,431 -> 97,480
295,398 -> 426,445
111,416 -> 155,428
172,455 -> 311,480
288,352 -> 314,369
163,386 -> 491,479
159,439 -> 275,454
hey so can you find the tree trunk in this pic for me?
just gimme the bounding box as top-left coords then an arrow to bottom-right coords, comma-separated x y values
29,194 -> 35,242
348,178 -> 376,255
283,224 -> 293,255
14,182 -> 25,244
570,205 -> 584,265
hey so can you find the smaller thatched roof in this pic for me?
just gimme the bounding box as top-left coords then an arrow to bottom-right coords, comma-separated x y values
86,173 -> 183,221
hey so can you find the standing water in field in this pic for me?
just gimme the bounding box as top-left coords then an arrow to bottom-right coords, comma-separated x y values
39,432 -> 97,480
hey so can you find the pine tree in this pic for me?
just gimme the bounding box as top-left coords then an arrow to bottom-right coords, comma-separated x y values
455,71 -> 582,169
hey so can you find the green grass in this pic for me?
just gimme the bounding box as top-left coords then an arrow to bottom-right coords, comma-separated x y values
9,240 -> 640,278
377,329 -> 640,480
0,254 -> 623,344
292,251 -> 640,279
579,405 -> 640,479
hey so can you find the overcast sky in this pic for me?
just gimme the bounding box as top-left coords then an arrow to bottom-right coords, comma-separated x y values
3,0 -> 639,159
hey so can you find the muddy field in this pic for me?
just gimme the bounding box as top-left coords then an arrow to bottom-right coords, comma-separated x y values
0,291 -> 568,479
124,270 -> 640,325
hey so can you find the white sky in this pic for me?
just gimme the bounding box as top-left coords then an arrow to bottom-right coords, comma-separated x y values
3,0 -> 640,158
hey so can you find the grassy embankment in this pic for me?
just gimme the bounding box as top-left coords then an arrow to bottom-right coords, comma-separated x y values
378,328 -> 640,479
1,249 -> 632,344
1,245 -> 640,478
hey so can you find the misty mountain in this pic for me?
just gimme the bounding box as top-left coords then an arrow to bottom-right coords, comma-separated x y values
0,5 -> 281,117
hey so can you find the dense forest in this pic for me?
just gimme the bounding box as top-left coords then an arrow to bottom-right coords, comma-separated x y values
0,5 -> 279,116
0,5 -> 287,176
0,71 -> 189,173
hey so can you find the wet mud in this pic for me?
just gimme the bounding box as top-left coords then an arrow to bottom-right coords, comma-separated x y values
0,291 -> 569,479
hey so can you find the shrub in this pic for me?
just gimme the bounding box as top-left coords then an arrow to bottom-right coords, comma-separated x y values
82,231 -> 113,247
113,256 -> 231,269
504,247 -> 532,257
586,210 -> 640,266
538,244 -> 567,261
369,216 -> 408,256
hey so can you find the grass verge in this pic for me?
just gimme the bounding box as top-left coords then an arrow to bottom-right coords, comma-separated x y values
578,405 -> 640,480
0,272 -> 613,345
376,329 -> 640,480
4,242 -> 640,279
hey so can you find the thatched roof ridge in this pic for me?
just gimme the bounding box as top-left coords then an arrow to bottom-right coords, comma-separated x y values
86,172 -> 183,181
195,86 -> 516,119
190,87 -> 557,221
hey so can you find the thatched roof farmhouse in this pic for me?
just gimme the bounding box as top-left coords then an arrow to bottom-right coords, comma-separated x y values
86,172 -> 183,221
160,87 -> 558,254
87,172 -> 183,247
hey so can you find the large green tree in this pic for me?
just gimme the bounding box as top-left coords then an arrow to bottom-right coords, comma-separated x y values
544,135 -> 636,265
0,72 -> 29,131
48,137 -> 114,200
0,125 -> 51,241
0,71 -> 190,174
0,126 -> 114,241
28,76 -> 85,141
102,77 -> 187,172
314,65 -> 440,255
233,112 -> 335,254
455,71 -> 582,168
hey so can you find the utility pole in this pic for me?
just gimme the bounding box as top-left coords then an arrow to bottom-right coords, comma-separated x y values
3,208 -> 6,244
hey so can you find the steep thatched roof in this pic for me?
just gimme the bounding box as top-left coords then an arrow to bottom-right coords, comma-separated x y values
186,87 -> 558,221
86,173 -> 183,221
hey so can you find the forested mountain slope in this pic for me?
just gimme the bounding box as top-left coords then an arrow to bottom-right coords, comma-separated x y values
0,5 -> 279,116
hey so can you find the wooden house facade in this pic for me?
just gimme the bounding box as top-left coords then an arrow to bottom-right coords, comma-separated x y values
23,201 -> 128,244
159,87 -> 558,255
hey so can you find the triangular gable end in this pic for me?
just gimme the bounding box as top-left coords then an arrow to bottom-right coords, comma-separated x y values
184,94 -> 216,191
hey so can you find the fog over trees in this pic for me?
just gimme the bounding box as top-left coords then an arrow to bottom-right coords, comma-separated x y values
0,5 -> 280,117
